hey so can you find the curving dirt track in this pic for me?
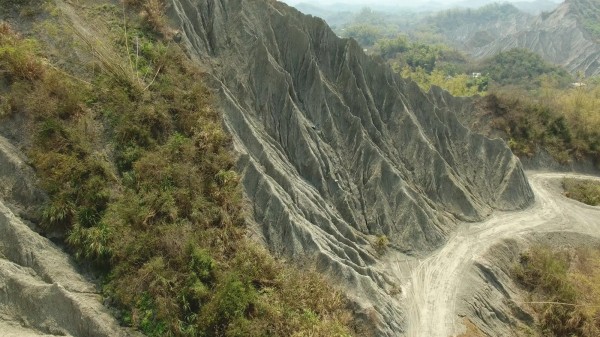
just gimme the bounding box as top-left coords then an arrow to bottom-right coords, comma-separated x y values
402,172 -> 600,337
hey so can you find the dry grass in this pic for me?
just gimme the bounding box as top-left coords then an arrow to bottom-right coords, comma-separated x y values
0,22 -> 46,81
563,178 -> 600,206
513,245 -> 600,336
124,0 -> 173,38
481,84 -> 600,165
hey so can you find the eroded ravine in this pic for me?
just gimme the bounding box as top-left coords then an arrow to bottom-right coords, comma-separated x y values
402,172 -> 600,337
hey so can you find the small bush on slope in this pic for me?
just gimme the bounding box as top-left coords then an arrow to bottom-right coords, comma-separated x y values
563,178 -> 600,206
0,14 -> 359,337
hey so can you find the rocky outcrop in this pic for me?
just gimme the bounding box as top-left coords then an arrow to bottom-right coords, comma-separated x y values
0,136 -> 46,225
168,0 -> 534,334
473,0 -> 600,76
456,239 -> 529,336
0,118 -> 117,337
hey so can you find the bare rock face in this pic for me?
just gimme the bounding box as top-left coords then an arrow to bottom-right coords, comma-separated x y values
168,0 -> 534,334
473,0 -> 600,76
0,136 -> 46,225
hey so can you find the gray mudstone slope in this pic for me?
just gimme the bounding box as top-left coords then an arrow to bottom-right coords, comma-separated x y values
0,136 -> 141,337
168,0 -> 534,334
473,0 -> 600,76
458,233 -> 600,336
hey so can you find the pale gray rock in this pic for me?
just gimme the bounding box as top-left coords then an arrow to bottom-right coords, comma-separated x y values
456,239 -> 528,336
168,0 -> 534,334
0,136 -> 46,225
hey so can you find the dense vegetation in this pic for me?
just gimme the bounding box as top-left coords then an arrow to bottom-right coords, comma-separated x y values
563,178 -> 600,206
336,3 -> 528,48
337,4 -> 567,97
370,36 -> 488,96
337,7 -> 424,46
481,78 -> 600,165
514,245 -> 600,336
377,46 -> 571,96
0,3 -> 359,336
477,49 -> 573,88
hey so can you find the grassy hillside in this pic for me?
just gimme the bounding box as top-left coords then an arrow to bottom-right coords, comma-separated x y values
477,48 -> 573,88
0,2 -> 361,336
514,245 -> 600,336
479,79 -> 600,165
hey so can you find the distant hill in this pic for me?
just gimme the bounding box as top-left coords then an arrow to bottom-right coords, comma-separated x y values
416,3 -> 533,50
451,0 -> 561,14
477,48 -> 573,87
512,0 -> 562,14
473,0 -> 600,76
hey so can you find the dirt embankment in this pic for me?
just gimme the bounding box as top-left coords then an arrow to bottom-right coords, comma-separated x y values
400,172 -> 600,337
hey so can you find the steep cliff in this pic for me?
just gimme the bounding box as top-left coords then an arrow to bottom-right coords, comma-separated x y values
168,0 -> 534,333
473,0 -> 600,76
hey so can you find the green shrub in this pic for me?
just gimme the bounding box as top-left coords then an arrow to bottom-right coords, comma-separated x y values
479,48 -> 572,88
0,23 -> 45,81
563,178 -> 600,206
374,235 -> 389,255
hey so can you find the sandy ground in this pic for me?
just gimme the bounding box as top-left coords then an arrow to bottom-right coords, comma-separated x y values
401,172 -> 600,337
0,320 -> 59,337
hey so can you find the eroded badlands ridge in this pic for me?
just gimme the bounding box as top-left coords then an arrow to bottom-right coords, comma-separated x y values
167,0 -> 533,333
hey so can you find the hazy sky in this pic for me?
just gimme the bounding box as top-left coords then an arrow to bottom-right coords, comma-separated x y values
282,0 -> 454,4
281,0 -> 561,6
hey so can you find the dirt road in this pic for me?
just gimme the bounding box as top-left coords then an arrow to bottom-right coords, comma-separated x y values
402,172 -> 600,337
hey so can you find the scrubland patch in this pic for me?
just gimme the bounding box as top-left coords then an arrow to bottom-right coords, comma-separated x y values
513,245 -> 600,337
563,178 -> 600,206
